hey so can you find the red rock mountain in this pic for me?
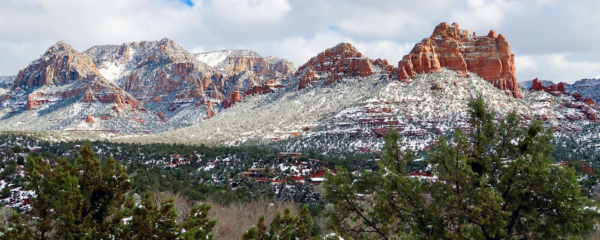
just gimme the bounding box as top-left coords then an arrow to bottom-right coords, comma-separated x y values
12,41 -> 139,111
195,50 -> 294,79
14,41 -> 101,88
194,49 -> 296,101
397,22 -> 521,98
294,43 -> 395,90
86,40 -> 296,118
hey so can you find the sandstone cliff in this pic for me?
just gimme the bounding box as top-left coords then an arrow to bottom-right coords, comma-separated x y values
294,42 -> 395,90
14,41 -> 139,111
397,22 -> 521,98
14,41 -> 101,88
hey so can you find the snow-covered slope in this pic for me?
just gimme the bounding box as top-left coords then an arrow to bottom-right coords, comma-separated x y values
0,76 -> 14,89
121,68 -> 599,154
194,50 -> 237,67
518,79 -> 556,90
194,49 -> 295,77
519,78 -> 600,106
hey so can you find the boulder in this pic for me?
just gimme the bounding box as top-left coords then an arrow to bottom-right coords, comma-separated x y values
86,115 -> 94,123
111,106 -> 121,114
157,111 -> 166,122
573,93 -> 585,101
557,82 -> 566,93
584,98 -> 596,106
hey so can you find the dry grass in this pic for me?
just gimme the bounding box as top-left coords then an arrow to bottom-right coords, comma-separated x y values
585,223 -> 600,240
152,191 -> 193,222
206,198 -> 300,240
152,192 -> 303,240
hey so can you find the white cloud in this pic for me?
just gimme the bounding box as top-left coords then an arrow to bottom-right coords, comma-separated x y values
336,12 -> 415,38
353,41 -> 413,66
450,0 -> 522,31
516,54 -> 600,83
209,0 -> 291,26
515,56 -> 538,72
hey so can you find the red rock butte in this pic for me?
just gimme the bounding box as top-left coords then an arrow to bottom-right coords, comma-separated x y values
295,43 -> 395,90
398,22 -> 521,98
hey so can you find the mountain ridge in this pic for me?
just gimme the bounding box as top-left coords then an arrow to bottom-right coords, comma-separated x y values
0,23 -> 599,154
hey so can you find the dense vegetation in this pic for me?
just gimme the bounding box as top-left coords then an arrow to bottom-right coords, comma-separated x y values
0,97 -> 599,239
323,97 -> 600,239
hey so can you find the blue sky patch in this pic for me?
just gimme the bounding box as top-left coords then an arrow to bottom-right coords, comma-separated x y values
178,0 -> 194,7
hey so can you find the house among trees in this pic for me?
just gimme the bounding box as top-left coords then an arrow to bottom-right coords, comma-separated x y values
240,168 -> 274,178
278,152 -> 303,158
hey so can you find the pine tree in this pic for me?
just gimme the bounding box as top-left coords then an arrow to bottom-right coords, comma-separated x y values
4,142 -> 217,240
0,213 -> 33,240
241,205 -> 314,240
323,96 -> 600,239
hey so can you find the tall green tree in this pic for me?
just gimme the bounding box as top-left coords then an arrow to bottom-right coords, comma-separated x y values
324,96 -> 600,239
241,205 -> 314,240
4,143 -> 216,240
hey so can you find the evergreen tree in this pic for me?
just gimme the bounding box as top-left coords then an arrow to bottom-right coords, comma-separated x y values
3,143 -> 217,240
0,213 -> 33,240
241,205 -> 314,240
324,96 -> 600,239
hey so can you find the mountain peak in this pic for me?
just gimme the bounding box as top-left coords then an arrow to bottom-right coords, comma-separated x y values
430,22 -> 469,41
294,42 -> 394,90
398,22 -> 521,98
46,40 -> 75,54
330,42 -> 358,52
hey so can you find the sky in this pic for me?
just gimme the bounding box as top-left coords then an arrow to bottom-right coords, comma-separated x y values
0,0 -> 599,83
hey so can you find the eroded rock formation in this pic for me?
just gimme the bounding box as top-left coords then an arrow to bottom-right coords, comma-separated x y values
16,41 -> 141,111
86,115 -> 95,123
295,43 -> 395,90
14,41 -> 101,88
528,78 -> 599,122
397,22 -> 521,98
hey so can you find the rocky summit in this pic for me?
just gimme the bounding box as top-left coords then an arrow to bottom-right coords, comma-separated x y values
397,22 -> 521,98
295,42 -> 395,90
12,41 -> 139,112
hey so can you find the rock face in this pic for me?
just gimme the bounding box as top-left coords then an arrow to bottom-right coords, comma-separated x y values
564,78 -> 600,105
295,43 -> 395,90
86,115 -> 95,123
14,41 -> 101,88
86,40 -> 296,122
195,49 -> 295,102
195,50 -> 294,79
14,41 -> 140,111
157,111 -> 166,122
397,22 -> 521,98
86,38 -> 215,102
528,78 -> 599,122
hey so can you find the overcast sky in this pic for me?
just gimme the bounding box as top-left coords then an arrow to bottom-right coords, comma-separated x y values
1,0 -> 599,83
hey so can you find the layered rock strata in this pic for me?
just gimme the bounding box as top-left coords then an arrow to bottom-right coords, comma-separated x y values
295,43 -> 395,90
397,22 -> 521,98
14,41 -> 139,111
528,78 -> 599,121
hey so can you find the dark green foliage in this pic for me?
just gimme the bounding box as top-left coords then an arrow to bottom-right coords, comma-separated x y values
0,213 -> 33,240
113,191 -> 215,240
1,143 -> 217,240
324,96 -> 600,239
241,205 -> 314,240
10,146 -> 21,153
25,142 -> 132,239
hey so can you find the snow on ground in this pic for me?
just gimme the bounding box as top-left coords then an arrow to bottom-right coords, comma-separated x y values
194,50 -> 233,67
